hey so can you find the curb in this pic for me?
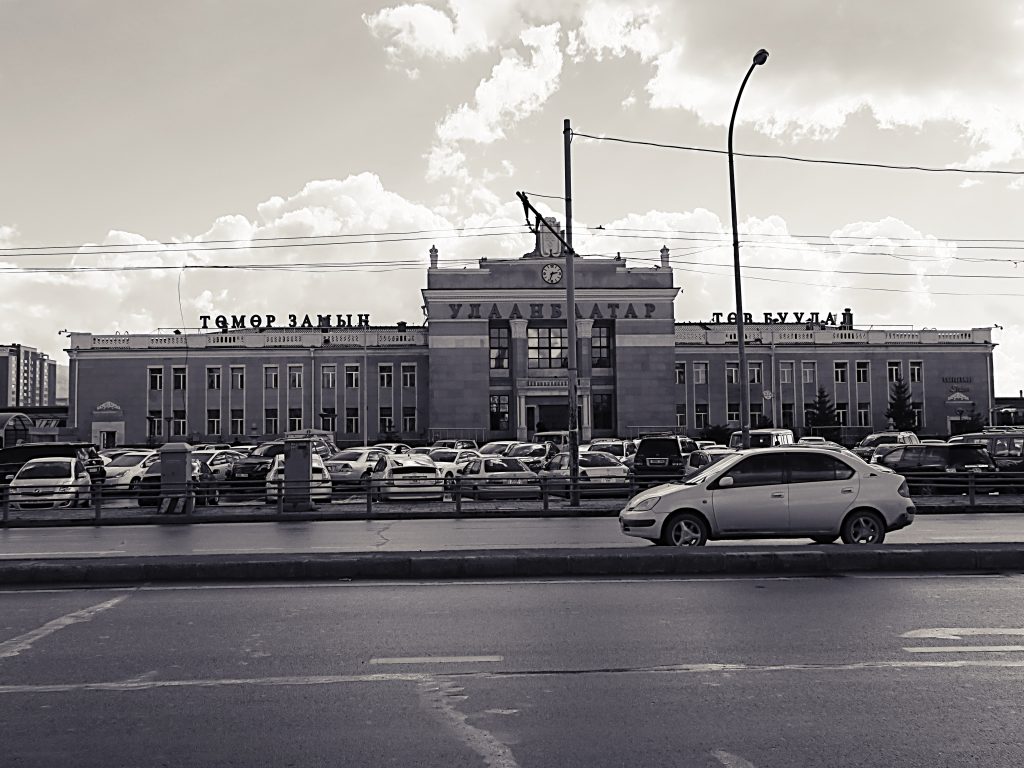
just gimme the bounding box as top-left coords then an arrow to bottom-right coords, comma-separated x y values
4,544 -> 1024,585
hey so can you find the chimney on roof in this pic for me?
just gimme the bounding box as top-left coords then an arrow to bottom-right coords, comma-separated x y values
429,245 -> 438,269
660,245 -> 670,269
840,308 -> 854,329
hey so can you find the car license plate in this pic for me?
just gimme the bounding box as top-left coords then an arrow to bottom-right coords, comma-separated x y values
593,477 -> 617,483
503,479 -> 527,485
235,471 -> 249,478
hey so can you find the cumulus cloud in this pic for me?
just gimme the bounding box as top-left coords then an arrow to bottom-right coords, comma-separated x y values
959,179 -> 983,189
364,0 -> 523,60
571,1 -> 664,62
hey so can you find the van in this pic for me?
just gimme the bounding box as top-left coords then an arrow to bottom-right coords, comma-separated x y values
947,430 -> 1024,471
728,428 -> 795,449
533,430 -> 572,448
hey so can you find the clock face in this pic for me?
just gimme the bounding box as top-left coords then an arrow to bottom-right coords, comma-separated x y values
542,263 -> 563,284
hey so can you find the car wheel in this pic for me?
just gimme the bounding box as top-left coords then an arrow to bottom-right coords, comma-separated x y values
841,510 -> 886,545
810,535 -> 838,545
660,512 -> 708,547
208,489 -> 219,506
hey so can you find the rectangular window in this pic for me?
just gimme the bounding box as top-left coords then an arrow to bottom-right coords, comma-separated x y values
321,407 -> 337,432
727,402 -> 740,423
345,364 -> 360,389
750,402 -> 763,426
748,362 -> 762,384
379,364 -> 393,388
912,401 -> 923,429
834,362 -> 848,383
379,406 -> 394,433
693,363 -> 708,385
593,394 -> 613,430
321,365 -> 336,389
857,403 -> 871,427
207,408 -> 221,435
489,326 -> 510,370
264,366 -> 279,389
148,367 -> 163,391
172,409 -> 186,436
402,406 -> 417,432
230,408 -> 244,435
856,361 -> 869,384
489,394 -> 510,431
231,366 -> 245,390
288,407 -> 302,431
802,362 -> 816,384
147,410 -> 163,437
726,362 -> 739,385
172,367 -> 187,391
264,408 -> 279,435
206,367 -> 221,390
675,404 -> 687,428
675,362 -> 686,385
694,404 -> 709,429
401,363 -> 416,388
288,365 -> 303,389
887,361 -> 901,382
803,408 -> 814,428
527,327 -> 568,369
781,403 -> 794,429
591,327 -> 613,368
836,403 -> 848,426
779,362 -> 793,385
910,361 -> 922,383
345,407 -> 359,434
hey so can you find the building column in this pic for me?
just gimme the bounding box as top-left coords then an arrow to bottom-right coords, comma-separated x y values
516,392 -> 528,442
510,320 -> 529,441
576,319 -> 593,441
581,392 -> 592,442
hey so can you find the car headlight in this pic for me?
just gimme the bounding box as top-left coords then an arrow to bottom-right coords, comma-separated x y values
628,497 -> 661,511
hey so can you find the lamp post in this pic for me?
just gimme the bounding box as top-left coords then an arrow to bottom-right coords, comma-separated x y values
728,48 -> 769,450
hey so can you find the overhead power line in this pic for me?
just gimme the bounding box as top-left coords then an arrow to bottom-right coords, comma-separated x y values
572,131 -> 1024,176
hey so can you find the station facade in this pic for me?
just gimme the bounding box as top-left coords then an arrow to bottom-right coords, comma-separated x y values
65,232 -> 996,447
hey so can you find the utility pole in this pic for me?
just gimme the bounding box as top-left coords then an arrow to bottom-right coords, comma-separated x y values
562,118 -> 580,506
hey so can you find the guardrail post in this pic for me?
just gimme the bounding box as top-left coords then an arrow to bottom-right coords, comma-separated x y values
453,477 -> 462,515
366,478 -> 373,517
1,484 -> 8,526
93,482 -> 103,523
967,472 -> 976,505
277,478 -> 285,516
541,477 -> 549,513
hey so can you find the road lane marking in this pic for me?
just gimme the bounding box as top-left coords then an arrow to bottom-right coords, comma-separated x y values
419,678 -> 520,768
0,551 -> 127,559
904,645 -> 1024,653
713,750 -> 757,768
902,628 -> 1024,639
0,596 -> 127,659
371,656 -> 503,665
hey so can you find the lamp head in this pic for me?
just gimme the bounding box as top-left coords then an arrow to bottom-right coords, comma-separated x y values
753,49 -> 769,66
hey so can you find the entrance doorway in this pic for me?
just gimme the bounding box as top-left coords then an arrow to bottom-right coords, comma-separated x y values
100,431 -> 118,449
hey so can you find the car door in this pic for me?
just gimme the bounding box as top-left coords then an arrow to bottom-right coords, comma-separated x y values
786,452 -> 860,533
710,453 -> 788,533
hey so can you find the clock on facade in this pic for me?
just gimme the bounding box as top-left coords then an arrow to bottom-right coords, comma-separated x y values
541,263 -> 563,284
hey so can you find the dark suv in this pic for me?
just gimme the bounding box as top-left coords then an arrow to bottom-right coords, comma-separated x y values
0,442 -> 106,486
224,441 -> 287,494
632,435 -> 699,485
876,442 -> 999,495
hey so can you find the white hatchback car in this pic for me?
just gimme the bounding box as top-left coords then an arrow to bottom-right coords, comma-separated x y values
619,446 -> 915,546
8,457 -> 93,510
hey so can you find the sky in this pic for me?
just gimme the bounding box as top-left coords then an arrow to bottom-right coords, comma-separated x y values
1,0 -> 1024,394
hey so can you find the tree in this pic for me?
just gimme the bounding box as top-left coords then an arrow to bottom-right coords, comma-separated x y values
885,375 -> 916,431
806,386 -> 837,428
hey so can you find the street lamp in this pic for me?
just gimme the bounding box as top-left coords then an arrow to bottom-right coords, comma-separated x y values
728,48 -> 769,450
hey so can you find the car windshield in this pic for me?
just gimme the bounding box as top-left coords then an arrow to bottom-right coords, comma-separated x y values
484,458 -> 528,473
580,453 -> 619,467
107,453 -> 150,467
191,451 -> 214,462
18,462 -> 71,480
860,434 -> 896,448
252,444 -> 284,458
479,443 -> 511,454
430,450 -> 458,462
510,445 -> 544,457
951,446 -> 991,464
590,443 -> 623,456
332,450 -> 366,461
637,438 -> 680,457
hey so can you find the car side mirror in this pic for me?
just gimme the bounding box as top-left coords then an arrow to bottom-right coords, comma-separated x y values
718,476 -> 734,488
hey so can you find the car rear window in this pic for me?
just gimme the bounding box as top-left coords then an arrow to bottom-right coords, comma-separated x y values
580,453 -> 620,467
949,446 -> 992,464
430,450 -> 458,462
484,458 -> 528,473
17,461 -> 71,480
636,438 -> 682,458
252,444 -> 285,458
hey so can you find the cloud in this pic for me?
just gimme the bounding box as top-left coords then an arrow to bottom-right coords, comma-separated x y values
959,179 -> 983,189
571,1 -> 665,62
363,0 -> 522,60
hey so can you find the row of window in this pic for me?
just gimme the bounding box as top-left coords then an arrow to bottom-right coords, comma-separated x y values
489,327 -> 614,370
673,401 -> 924,429
145,406 -> 420,438
675,360 -> 925,386
148,364 -> 418,392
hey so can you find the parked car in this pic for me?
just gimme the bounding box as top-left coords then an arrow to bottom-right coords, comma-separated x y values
193,443 -> 232,451
373,442 -> 412,454
947,430 -> 1024,472
619,446 -> 915,546
428,448 -> 480,490
101,450 -> 158,494
533,430 -> 572,448
191,449 -> 246,483
632,434 -> 699,484
874,442 -> 1001,495
586,439 -> 636,461
409,447 -> 434,456
7,457 -> 94,510
431,439 -> 479,451
538,451 -> 630,496
0,442 -> 106,486
137,459 -> 219,506
324,447 -> 391,488
507,442 -> 559,472
728,428 -> 795,449
369,454 -> 443,501
457,456 -> 541,500
478,441 -> 522,456
265,454 -> 333,503
682,447 -> 739,477
797,436 -> 827,445
225,442 -> 288,493
851,431 -> 921,461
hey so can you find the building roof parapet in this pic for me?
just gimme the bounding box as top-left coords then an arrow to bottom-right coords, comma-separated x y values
68,326 -> 428,352
674,324 -> 992,346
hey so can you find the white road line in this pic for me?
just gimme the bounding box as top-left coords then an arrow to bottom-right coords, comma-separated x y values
0,596 -> 127,659
904,645 -> 1024,653
902,627 -> 1024,639
419,678 -> 520,768
370,656 -> 503,665
0,672 -> 428,694
0,551 -> 127,559
712,750 -> 757,768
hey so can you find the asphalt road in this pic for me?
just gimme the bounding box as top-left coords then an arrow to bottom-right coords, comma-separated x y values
3,575 -> 1024,766
3,513 -> 1024,560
